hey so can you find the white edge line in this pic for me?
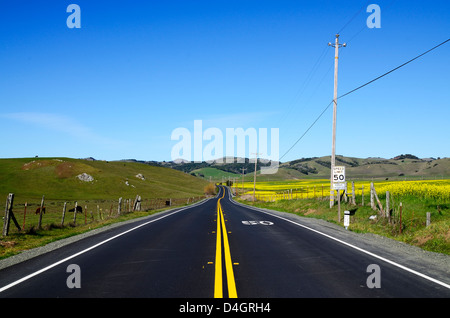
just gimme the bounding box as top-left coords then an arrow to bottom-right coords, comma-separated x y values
0,199 -> 210,293
230,198 -> 450,290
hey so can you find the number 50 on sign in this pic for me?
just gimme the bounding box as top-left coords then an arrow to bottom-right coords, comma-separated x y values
333,166 -> 345,182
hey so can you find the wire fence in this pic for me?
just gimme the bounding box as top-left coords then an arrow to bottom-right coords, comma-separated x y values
2,194 -> 205,236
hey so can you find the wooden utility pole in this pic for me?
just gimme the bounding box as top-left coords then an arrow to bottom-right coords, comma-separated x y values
328,34 -> 346,207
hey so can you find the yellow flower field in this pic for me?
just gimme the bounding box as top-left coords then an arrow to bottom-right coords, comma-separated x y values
239,179 -> 450,202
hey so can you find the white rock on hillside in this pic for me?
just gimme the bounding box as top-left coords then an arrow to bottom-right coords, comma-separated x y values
77,173 -> 94,182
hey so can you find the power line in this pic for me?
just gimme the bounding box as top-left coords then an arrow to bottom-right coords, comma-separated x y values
337,1 -> 370,34
279,37 -> 450,162
276,45 -> 330,126
279,101 -> 332,161
338,38 -> 450,100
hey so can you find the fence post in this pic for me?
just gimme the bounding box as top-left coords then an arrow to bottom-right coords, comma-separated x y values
399,202 -> 403,234
386,191 -> 390,221
73,201 -> 78,224
61,202 -> 67,226
370,183 -> 375,210
344,183 -> 348,203
372,186 -> 384,216
426,212 -> 431,227
22,202 -> 28,231
37,195 -> 45,229
351,181 -> 355,205
2,193 -> 15,236
361,185 -> 364,206
133,195 -> 141,211
118,197 -> 122,215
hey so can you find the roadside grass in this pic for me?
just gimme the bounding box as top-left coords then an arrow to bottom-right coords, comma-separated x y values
236,193 -> 450,255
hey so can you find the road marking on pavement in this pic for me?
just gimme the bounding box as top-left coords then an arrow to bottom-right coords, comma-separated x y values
0,199 -> 211,293
230,199 -> 450,290
214,187 -> 238,298
214,199 -> 223,298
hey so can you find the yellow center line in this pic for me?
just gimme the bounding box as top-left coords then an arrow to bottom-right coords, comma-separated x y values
214,187 -> 238,298
219,203 -> 237,298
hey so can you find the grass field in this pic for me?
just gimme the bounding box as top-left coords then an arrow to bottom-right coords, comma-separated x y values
0,157 -> 211,259
237,179 -> 450,255
0,157 -> 209,201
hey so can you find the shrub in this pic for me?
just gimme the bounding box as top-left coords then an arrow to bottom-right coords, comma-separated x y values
204,183 -> 217,195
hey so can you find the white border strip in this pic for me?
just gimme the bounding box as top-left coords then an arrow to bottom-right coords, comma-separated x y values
0,199 -> 210,293
230,197 -> 450,290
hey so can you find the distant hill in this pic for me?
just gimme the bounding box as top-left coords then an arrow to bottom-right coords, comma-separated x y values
157,154 -> 450,181
281,155 -> 450,179
0,157 -> 209,201
3,155 -> 446,202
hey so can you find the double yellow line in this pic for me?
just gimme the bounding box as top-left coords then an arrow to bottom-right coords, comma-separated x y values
214,189 -> 237,298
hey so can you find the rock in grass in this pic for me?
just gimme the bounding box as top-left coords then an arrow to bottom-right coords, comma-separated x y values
77,173 -> 94,182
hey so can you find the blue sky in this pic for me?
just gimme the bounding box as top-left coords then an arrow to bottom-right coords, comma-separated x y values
0,0 -> 449,162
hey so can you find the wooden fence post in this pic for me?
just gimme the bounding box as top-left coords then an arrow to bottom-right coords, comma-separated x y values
22,202 -> 28,231
118,197 -> 122,215
351,181 -> 355,205
372,186 -> 384,216
3,195 -> 11,236
3,193 -> 18,236
37,195 -> 45,229
370,183 -> 375,210
73,201 -> 78,224
426,212 -> 431,227
133,195 -> 141,211
386,191 -> 390,221
361,185 -> 364,206
344,183 -> 348,203
61,202 -> 67,226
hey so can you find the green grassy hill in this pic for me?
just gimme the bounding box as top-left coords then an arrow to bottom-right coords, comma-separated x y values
280,155 -> 450,180
190,167 -> 241,180
0,157 -> 210,201
164,154 -> 450,183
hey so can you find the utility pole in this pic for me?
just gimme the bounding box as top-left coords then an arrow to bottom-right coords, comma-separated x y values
328,34 -> 346,208
252,153 -> 262,202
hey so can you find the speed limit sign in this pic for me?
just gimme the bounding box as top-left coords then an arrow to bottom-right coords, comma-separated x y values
332,166 -> 345,187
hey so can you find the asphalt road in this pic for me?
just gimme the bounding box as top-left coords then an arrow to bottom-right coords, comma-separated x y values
0,186 -> 449,299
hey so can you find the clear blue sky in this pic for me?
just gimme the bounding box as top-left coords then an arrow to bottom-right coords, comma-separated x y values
1,0 -> 449,162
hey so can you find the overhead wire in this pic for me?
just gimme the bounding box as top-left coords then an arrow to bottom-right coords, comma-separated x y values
277,1 -> 371,159
336,0 -> 370,35
337,38 -> 450,100
275,44 -> 330,126
279,37 -> 450,162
